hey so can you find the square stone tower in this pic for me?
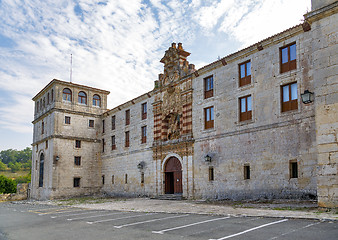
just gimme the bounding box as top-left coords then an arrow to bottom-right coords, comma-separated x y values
30,79 -> 109,200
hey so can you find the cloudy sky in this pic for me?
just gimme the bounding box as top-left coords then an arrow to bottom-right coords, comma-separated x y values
0,0 -> 311,151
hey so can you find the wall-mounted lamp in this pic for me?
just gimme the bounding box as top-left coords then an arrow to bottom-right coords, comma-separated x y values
204,154 -> 212,162
301,90 -> 314,104
137,162 -> 145,169
55,156 -> 59,161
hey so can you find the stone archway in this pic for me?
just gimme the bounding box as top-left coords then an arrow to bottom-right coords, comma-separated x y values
164,157 -> 182,194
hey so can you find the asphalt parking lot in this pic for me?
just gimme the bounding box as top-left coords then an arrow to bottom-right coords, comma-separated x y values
0,202 -> 337,240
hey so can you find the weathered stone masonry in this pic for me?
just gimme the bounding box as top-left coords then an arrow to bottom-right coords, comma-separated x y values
31,0 -> 337,207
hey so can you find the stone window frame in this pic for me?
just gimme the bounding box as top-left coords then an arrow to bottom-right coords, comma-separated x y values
239,60 -> 251,87
111,115 -> 116,130
209,166 -> 214,181
141,126 -> 147,144
75,140 -> 81,148
281,82 -> 298,112
239,95 -> 252,122
89,119 -> 94,128
141,102 -> 147,120
125,109 -> 130,126
289,160 -> 298,179
204,106 -> 214,129
93,94 -> 101,107
74,156 -> 81,166
244,164 -> 250,180
102,138 -> 105,152
78,91 -> 87,105
280,42 -> 296,73
111,135 -> 116,150
73,177 -> 80,187
125,131 -> 130,147
204,75 -> 214,99
65,116 -> 71,124
63,88 -> 72,102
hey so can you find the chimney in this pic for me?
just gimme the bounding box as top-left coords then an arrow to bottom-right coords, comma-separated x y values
171,42 -> 176,48
177,43 -> 183,50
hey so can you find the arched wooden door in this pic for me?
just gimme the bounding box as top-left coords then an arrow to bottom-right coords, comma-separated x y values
164,157 -> 182,194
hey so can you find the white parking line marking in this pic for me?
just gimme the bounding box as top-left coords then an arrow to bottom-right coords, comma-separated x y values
114,214 -> 190,229
51,210 -> 104,218
152,216 -> 231,234
68,212 -> 122,221
38,208 -> 84,215
28,207 -> 62,213
268,222 -> 321,240
87,213 -> 158,224
209,219 -> 288,240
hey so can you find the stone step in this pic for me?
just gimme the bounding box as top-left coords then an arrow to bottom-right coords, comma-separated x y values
152,194 -> 183,200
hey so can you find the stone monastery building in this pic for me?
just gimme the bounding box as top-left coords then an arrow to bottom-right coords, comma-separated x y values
31,0 -> 338,207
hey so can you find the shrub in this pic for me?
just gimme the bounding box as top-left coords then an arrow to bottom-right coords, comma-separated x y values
0,175 -> 17,194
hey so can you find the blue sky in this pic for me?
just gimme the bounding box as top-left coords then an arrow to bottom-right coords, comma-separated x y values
0,0 -> 311,151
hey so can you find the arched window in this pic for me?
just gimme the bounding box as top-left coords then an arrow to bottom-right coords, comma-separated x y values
78,91 -> 87,104
93,94 -> 101,107
39,153 -> 44,187
63,88 -> 72,102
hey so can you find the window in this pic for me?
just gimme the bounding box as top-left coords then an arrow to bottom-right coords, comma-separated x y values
239,61 -> 251,87
290,160 -> 298,178
73,177 -> 80,187
204,106 -> 214,129
78,91 -> 87,104
102,139 -> 105,152
111,115 -> 116,130
141,172 -> 144,184
40,99 -> 42,110
142,103 -> 147,120
89,120 -> 94,128
93,94 -> 101,107
281,82 -> 298,112
125,110 -> 130,125
43,97 -> 45,108
39,153 -> 44,187
47,92 -> 50,105
37,102 -> 39,113
204,75 -> 214,99
102,175 -> 105,185
45,140 -> 48,149
244,165 -> 250,180
102,120 -> 105,133
74,156 -> 81,166
280,43 -> 296,73
240,95 -> 252,121
75,140 -> 81,148
125,131 -> 130,147
65,116 -> 71,124
141,126 -> 147,144
112,175 -> 114,184
112,136 -> 116,150
41,122 -> 44,134
51,89 -> 54,102
63,88 -> 72,102
209,167 -> 214,181
125,174 -> 128,184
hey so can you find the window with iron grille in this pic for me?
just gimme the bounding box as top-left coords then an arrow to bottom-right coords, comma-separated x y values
125,131 -> 130,147
281,82 -> 298,112
125,110 -> 130,125
141,126 -> 147,144
74,156 -> 81,166
111,135 -> 116,150
239,61 -> 251,87
204,106 -> 214,129
239,95 -> 252,121
204,75 -> 214,99
280,43 -> 296,73
142,103 -> 147,120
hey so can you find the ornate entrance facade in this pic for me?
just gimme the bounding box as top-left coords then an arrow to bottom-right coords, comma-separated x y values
164,157 -> 182,194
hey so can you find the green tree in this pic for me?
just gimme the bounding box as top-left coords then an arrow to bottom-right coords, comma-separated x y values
0,175 -> 17,194
0,161 -> 7,171
0,147 -> 32,171
8,162 -> 22,172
